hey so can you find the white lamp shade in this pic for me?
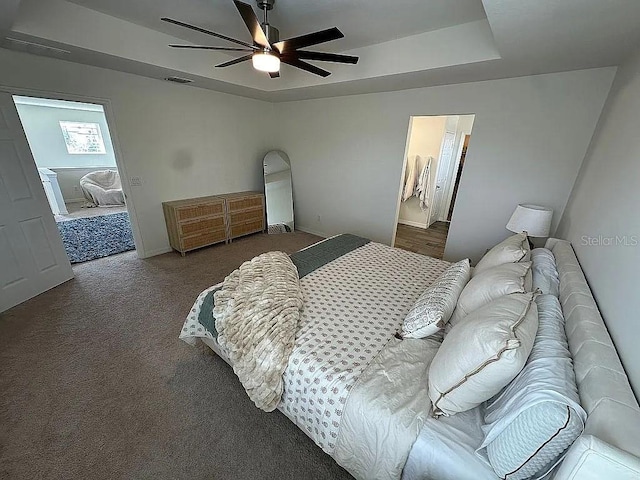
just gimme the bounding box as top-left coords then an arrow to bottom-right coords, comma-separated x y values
506,204 -> 553,237
252,52 -> 280,73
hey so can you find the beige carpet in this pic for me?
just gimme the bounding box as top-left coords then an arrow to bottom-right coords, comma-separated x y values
0,232 -> 353,480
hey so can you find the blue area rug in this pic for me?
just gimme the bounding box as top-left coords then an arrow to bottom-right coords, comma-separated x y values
57,212 -> 135,263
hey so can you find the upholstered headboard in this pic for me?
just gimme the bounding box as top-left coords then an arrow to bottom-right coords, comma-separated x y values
545,239 -> 640,479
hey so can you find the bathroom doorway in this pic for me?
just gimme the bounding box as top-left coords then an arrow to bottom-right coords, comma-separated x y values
393,114 -> 475,259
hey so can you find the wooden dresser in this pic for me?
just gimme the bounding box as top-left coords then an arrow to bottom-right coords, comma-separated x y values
162,191 -> 264,255
218,192 -> 266,242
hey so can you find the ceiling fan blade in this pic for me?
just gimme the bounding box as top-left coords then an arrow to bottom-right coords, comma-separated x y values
161,17 -> 257,50
269,71 -> 280,79
169,44 -> 254,52
233,0 -> 270,49
216,54 -> 253,68
282,58 -> 331,77
293,51 -> 359,64
274,27 -> 344,54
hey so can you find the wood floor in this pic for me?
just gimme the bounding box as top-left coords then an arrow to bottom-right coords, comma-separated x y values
394,222 -> 450,259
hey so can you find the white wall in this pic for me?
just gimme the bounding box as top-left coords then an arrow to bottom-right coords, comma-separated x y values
50,167 -> 103,202
556,48 -> 640,395
0,48 -> 275,257
14,101 -> 117,169
275,68 -> 615,263
398,116 -> 446,227
0,49 -> 615,267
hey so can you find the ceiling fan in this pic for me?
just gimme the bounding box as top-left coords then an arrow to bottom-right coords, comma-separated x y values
162,0 -> 359,78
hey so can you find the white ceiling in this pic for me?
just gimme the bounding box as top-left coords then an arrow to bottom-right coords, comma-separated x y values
3,0 -> 640,101
65,0 -> 488,52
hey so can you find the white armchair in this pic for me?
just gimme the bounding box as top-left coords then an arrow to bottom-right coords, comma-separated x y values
79,170 -> 125,206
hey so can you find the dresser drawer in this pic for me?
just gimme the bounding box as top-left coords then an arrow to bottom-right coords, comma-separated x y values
229,208 -> 264,225
177,202 -> 224,221
230,219 -> 263,238
179,216 -> 225,236
227,196 -> 263,212
181,228 -> 226,251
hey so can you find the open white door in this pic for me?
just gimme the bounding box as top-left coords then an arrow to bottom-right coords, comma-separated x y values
0,92 -> 74,313
428,117 -> 458,226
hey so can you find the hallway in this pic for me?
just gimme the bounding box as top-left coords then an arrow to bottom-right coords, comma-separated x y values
394,222 -> 449,259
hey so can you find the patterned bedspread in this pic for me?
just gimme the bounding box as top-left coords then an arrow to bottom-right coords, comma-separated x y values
281,242 -> 448,453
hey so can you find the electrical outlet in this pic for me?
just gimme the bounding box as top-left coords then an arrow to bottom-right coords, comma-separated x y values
73,186 -> 79,192
316,214 -> 321,222
130,176 -> 142,187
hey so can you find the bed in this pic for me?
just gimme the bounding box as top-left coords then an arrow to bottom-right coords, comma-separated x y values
180,235 -> 640,480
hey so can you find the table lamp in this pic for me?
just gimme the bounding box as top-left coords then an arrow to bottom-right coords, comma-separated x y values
506,204 -> 553,246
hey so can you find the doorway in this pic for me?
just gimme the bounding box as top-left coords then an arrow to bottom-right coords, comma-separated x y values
13,95 -> 135,263
393,114 -> 475,259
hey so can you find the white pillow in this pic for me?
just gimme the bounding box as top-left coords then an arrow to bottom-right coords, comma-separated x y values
450,262 -> 533,326
428,292 -> 539,416
402,259 -> 471,339
478,295 -> 586,480
531,248 -> 560,297
474,233 -> 530,275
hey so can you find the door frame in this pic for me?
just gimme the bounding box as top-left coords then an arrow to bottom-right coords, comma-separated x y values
390,116 -> 415,247
442,131 -> 467,222
0,84 -> 146,258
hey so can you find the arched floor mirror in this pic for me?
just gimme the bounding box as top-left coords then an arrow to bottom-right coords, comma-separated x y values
263,150 -> 294,234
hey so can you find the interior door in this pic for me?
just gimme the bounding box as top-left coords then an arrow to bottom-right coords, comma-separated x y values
428,119 -> 458,226
0,92 -> 74,313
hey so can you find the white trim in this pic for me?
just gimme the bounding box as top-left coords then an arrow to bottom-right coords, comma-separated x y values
391,116 -> 415,247
398,219 -> 428,229
0,84 -> 147,258
140,246 -> 173,259
13,95 -> 104,112
48,166 -> 118,171
296,226 -> 328,238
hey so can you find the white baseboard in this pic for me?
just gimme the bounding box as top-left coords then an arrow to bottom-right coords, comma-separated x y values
398,219 -> 428,229
296,226 -> 328,238
138,246 -> 173,259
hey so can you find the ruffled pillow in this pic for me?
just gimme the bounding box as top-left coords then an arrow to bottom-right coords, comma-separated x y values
401,259 -> 471,339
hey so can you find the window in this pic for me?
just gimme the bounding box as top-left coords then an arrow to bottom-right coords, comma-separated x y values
59,121 -> 106,154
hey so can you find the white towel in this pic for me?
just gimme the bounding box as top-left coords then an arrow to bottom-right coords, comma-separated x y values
416,156 -> 432,211
402,155 -> 419,201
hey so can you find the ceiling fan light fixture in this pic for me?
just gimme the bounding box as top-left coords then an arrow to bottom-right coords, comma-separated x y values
252,51 -> 280,73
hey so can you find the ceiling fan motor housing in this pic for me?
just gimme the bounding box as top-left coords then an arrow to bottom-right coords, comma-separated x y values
256,0 -> 275,11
